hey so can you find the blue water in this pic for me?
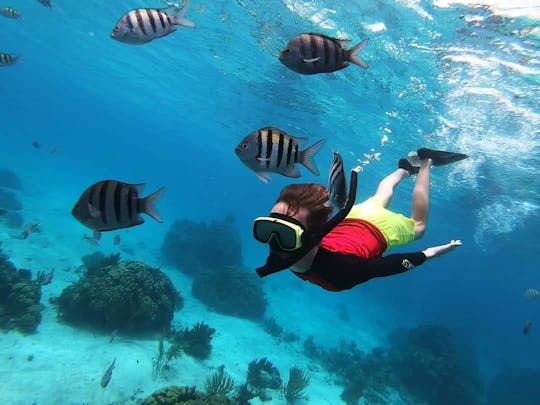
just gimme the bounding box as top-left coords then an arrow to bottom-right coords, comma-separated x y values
1,0 -> 539,403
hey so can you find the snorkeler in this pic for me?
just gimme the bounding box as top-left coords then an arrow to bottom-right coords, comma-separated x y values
252,148 -> 468,291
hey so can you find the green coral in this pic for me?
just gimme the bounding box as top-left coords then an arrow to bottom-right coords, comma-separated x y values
57,260 -> 182,333
0,250 -> 42,333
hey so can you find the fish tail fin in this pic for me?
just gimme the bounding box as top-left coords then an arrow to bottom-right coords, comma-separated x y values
348,39 -> 369,69
141,187 -> 167,223
172,0 -> 195,27
301,139 -> 326,176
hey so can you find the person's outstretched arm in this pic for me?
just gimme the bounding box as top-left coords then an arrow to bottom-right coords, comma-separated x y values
422,239 -> 462,259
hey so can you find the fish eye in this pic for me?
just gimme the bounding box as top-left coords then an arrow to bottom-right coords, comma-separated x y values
114,27 -> 119,32
242,144 -> 248,149
284,49 -> 290,53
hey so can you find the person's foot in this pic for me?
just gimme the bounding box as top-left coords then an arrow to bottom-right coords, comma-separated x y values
398,154 -> 421,175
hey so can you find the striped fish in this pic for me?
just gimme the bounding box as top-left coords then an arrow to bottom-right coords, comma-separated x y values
71,180 -> 167,232
326,151 -> 347,211
111,2 -> 194,45
279,33 -> 368,75
37,0 -> 52,8
0,53 -> 19,67
235,126 -> 326,183
0,7 -> 22,19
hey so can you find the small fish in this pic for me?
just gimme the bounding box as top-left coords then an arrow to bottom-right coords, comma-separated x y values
0,7 -> 22,19
72,180 -> 167,232
49,145 -> 57,154
83,234 -> 99,246
111,1 -> 195,45
235,127 -> 326,183
21,223 -> 40,239
525,289 -> 540,300
0,53 -> 19,67
32,141 -> 41,149
113,234 -> 121,246
326,151 -> 347,211
100,358 -> 116,388
523,320 -> 533,335
37,0 -> 52,8
279,33 -> 368,75
0,208 -> 7,216
109,328 -> 118,343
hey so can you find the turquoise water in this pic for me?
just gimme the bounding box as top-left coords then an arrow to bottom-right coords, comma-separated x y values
1,0 -> 539,404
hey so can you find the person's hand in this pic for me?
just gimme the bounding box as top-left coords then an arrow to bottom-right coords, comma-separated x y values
423,239 -> 462,259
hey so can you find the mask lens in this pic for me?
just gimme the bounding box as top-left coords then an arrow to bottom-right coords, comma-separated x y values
253,218 -> 302,251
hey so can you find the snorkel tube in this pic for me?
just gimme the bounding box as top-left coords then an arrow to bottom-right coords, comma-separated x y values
256,167 -> 360,278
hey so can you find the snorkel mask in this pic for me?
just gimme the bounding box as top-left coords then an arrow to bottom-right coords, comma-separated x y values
254,167 -> 359,278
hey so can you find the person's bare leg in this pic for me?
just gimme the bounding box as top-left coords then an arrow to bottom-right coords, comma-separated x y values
373,168 -> 409,208
412,159 -> 431,239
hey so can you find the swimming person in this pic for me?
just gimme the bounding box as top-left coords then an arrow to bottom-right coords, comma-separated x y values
252,148 -> 468,291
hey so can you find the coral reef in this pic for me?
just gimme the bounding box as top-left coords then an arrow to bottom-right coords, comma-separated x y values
1,210 -> 24,229
170,322 -> 216,360
0,188 -> 22,211
57,260 -> 182,333
81,251 -> 120,273
0,168 -> 22,190
141,385 -> 240,404
0,249 -> 42,333
303,324 -> 483,405
388,324 -> 484,405
161,215 -> 242,276
191,265 -> 266,320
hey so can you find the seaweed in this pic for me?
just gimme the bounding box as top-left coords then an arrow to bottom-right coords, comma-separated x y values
204,367 -> 236,398
170,322 -> 216,360
282,366 -> 309,403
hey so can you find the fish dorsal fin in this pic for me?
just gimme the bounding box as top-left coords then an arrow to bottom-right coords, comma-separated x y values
129,183 -> 146,194
294,136 -> 308,147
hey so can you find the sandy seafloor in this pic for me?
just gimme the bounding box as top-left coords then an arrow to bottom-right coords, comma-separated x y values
0,179 -> 392,405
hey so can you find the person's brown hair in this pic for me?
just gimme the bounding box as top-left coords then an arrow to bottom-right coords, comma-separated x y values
275,183 -> 332,229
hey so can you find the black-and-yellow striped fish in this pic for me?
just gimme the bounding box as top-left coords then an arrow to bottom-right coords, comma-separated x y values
279,33 -> 368,75
72,180 -> 167,232
235,127 -> 326,183
111,2 -> 194,45
0,53 -> 19,67
0,7 -> 22,19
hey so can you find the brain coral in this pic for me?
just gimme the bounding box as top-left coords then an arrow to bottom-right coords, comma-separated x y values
58,260 -> 182,333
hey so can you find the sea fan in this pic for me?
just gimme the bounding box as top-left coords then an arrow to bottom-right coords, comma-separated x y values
204,367 -> 236,398
282,366 -> 310,403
